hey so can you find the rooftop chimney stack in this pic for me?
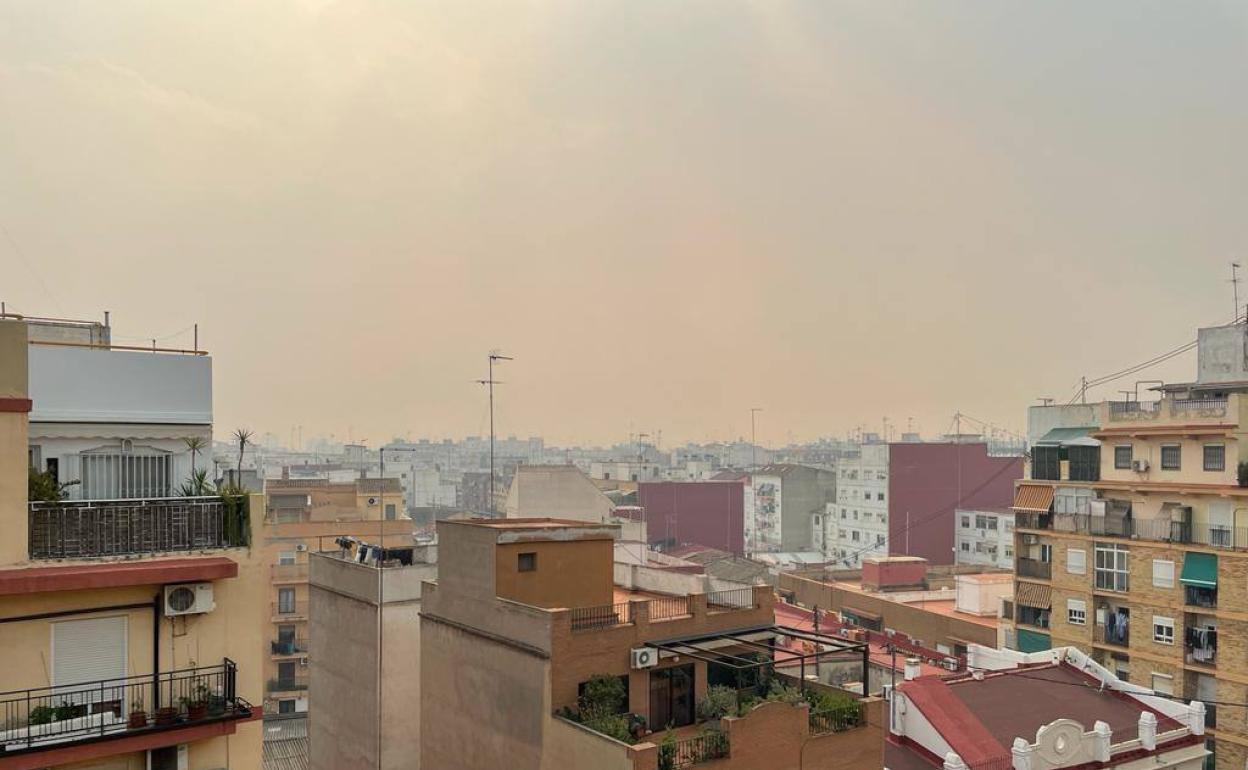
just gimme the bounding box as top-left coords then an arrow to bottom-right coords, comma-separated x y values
904,657 -> 921,681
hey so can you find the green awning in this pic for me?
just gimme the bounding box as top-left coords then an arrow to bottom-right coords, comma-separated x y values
1180,553 -> 1218,588
1035,427 -> 1098,447
1016,629 -> 1051,653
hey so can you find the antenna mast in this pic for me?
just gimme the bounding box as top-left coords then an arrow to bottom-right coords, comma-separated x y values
477,351 -> 513,513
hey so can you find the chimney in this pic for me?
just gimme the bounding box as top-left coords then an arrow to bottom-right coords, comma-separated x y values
904,657 -> 922,681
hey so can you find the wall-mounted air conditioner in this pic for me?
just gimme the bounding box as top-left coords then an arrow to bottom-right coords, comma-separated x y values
164,583 -> 215,617
631,647 -> 658,669
295,544 -> 309,552
1132,459 -> 1150,473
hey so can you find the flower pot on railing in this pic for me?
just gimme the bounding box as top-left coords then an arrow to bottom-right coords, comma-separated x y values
128,710 -> 148,729
155,707 -> 179,726
207,694 -> 227,717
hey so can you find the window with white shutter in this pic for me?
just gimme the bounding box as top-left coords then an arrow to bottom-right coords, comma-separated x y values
52,616 -> 127,691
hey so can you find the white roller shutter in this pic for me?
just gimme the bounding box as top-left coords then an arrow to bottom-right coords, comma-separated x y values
52,616 -> 127,690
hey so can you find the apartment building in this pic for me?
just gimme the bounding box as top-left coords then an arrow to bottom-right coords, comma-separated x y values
307,542 -> 438,770
954,507 -> 1015,569
831,442 -> 1022,567
0,318 -> 263,770
637,480 -> 745,554
747,464 -> 836,554
419,518 -> 884,770
19,313 -> 211,500
886,645 -> 1209,770
1011,321 -> 1248,770
260,477 -> 410,714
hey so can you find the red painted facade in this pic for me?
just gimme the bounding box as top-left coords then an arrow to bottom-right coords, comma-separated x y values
886,443 -> 1023,565
862,557 -> 928,590
638,481 -> 745,555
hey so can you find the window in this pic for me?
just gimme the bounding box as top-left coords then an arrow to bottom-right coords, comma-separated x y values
277,625 -> 295,643
961,542 -> 971,552
278,588 -> 296,614
1114,445 -> 1133,470
279,699 -> 296,714
877,492 -> 885,501
853,511 -> 859,520
813,515 -> 821,526
1161,444 -> 1181,471
518,552 -> 537,572
278,551 -> 296,566
1204,445 -> 1226,472
277,661 -> 297,684
961,516 -> 971,529
1067,548 -> 1086,575
840,510 -> 846,519
1152,560 -> 1175,589
385,503 -> 396,520
1039,544 -> 1053,563
1004,546 -> 1013,559
1151,673 -> 1174,696
852,531 -> 860,542
1095,543 -> 1129,592
1152,616 -> 1175,645
1067,599 -> 1087,626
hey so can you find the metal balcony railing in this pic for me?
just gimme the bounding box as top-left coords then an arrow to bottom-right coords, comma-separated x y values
809,703 -> 866,735
661,731 -> 729,769
707,587 -> 755,609
267,675 -> 309,692
0,660 -> 249,756
1016,558 -> 1052,580
270,639 -> 310,655
569,603 -> 632,632
1017,513 -> 1248,551
28,496 -> 250,559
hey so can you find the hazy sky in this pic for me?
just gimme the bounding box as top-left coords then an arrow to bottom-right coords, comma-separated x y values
2,2 -> 1246,447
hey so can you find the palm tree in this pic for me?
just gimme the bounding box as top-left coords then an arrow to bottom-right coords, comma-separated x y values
182,436 -> 207,480
232,428 -> 254,488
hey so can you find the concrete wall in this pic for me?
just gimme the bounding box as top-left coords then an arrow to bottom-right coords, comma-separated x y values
505,466 -> 616,522
613,562 -> 707,596
778,573 -> 998,649
495,538 -> 615,609
778,468 -> 837,553
543,717 -> 641,770
1027,404 -> 1100,445
637,481 -> 744,554
707,698 -> 885,770
1197,324 -> 1248,385
888,444 -> 1023,565
0,320 -> 29,564
28,344 -> 212,425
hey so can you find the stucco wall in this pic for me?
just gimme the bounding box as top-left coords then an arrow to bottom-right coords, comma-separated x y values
0,320 -> 29,564
637,481 -> 744,554
495,539 -> 614,609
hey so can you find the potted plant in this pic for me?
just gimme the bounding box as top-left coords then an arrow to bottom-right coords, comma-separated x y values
128,700 -> 147,729
697,685 -> 738,728
52,700 -> 84,722
28,705 -> 55,726
183,683 -> 210,721
155,704 -> 179,726
206,688 -> 227,717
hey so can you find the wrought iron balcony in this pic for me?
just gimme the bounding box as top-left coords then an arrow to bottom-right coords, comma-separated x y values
270,639 -> 310,656
0,660 -> 250,757
28,496 -> 250,560
267,674 -> 309,692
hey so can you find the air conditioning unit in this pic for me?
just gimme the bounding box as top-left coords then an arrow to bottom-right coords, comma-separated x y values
631,647 -> 658,669
1022,534 -> 1039,545
941,658 -> 960,671
295,544 -> 309,552
299,657 -> 309,667
164,583 -> 215,617
1132,459 -> 1150,473
367,496 -> 378,506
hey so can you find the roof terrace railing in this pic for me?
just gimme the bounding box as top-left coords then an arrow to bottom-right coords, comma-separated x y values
28,496 -> 250,559
808,702 -> 866,735
569,602 -> 633,632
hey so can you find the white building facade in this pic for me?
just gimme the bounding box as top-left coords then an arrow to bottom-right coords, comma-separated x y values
954,507 -> 1015,568
831,443 -> 889,567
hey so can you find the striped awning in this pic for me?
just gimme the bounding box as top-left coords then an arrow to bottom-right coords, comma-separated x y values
1015,582 -> 1052,610
1013,484 -> 1055,513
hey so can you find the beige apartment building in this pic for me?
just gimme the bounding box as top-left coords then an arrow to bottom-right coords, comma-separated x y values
1013,321 -> 1248,770
0,317 -> 264,770
260,476 -> 410,714
418,518 -> 884,770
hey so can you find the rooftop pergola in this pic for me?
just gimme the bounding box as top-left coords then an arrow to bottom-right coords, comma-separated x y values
645,624 -> 870,690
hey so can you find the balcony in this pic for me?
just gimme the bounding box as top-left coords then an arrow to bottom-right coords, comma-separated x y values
569,588 -> 759,634
1016,558 -> 1052,580
270,639 -> 310,656
0,660 -> 250,758
1106,398 -> 1228,423
1018,513 -> 1248,551
1185,586 -> 1218,610
28,496 -> 250,560
267,674 -> 309,693
1094,624 -> 1129,648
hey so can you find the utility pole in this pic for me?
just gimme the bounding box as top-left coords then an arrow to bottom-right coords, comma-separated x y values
477,351 -> 513,513
1080,377 -> 1087,404
750,408 -> 763,468
1233,262 -> 1242,322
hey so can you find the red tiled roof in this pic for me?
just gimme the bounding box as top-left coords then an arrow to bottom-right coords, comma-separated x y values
0,557 -> 239,596
903,676 -> 1011,768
